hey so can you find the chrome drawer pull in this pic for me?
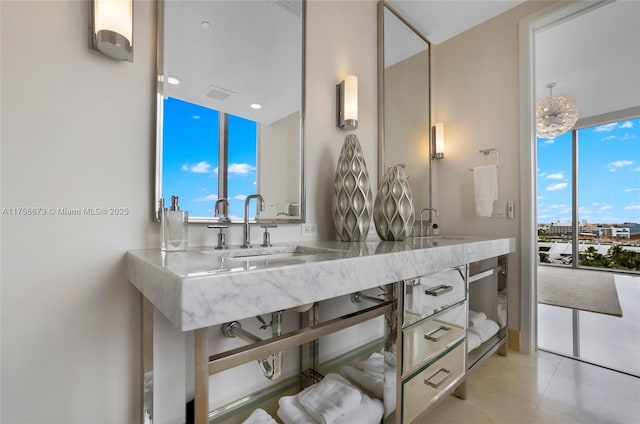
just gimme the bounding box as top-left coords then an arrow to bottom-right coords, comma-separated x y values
424,284 -> 453,296
424,367 -> 451,388
424,325 -> 452,342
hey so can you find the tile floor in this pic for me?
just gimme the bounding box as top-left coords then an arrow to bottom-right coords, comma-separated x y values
415,349 -> 640,423
538,273 -> 640,376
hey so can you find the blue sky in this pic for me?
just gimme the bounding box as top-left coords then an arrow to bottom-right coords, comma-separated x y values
162,97 -> 257,219
537,117 -> 640,224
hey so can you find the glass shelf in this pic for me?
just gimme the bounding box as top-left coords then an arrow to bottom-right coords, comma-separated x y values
467,326 -> 507,370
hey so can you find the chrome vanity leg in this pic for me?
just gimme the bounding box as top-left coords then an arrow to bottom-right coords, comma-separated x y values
142,296 -> 154,424
194,328 -> 209,424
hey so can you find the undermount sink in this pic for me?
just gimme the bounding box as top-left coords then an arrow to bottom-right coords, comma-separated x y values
199,245 -> 344,271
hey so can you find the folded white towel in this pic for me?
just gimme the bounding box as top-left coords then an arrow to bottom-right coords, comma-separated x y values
474,165 -> 498,217
340,365 -> 384,400
356,352 -> 384,376
383,367 -> 397,419
297,373 -> 362,424
468,310 -> 487,327
468,318 -> 500,343
467,331 -> 482,352
277,394 -> 317,424
242,408 -> 277,424
278,390 -> 383,424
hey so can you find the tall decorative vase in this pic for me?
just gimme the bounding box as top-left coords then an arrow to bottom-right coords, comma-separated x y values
332,134 -> 373,242
374,164 -> 415,241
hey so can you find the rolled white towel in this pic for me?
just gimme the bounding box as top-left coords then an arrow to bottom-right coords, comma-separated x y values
468,318 -> 499,343
355,352 -> 384,377
297,373 -> 362,424
277,394 -> 316,424
467,331 -> 482,352
383,367 -> 397,419
340,365 -> 384,400
468,310 -> 487,327
242,408 -> 277,424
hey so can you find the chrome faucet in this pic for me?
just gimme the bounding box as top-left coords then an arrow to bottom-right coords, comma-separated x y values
214,198 -> 230,222
242,194 -> 265,248
418,208 -> 439,237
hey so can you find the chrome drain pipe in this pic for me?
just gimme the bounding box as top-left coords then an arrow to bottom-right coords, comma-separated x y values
221,311 -> 283,381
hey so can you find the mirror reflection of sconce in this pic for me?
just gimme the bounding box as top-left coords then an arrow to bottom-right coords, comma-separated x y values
89,0 -> 133,62
336,75 -> 358,130
431,123 -> 445,159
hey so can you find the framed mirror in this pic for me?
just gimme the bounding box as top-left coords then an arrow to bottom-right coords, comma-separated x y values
378,1 -> 431,212
155,0 -> 305,223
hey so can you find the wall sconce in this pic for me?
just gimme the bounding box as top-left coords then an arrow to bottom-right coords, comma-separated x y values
90,0 -> 133,62
431,123 -> 445,159
336,75 -> 358,130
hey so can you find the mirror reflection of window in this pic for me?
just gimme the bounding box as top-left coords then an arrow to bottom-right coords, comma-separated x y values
162,97 -> 219,217
162,98 -> 259,220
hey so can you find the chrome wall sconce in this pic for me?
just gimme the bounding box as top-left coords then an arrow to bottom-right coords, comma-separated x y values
431,123 -> 445,159
89,0 -> 133,62
336,75 -> 358,130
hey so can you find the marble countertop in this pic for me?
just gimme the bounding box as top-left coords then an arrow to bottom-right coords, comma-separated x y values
126,236 -> 515,331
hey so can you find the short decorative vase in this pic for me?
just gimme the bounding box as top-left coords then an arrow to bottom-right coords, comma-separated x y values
374,164 -> 415,241
332,134 -> 373,242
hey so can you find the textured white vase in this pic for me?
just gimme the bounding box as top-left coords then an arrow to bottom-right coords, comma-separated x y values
374,165 -> 415,241
332,134 -> 373,242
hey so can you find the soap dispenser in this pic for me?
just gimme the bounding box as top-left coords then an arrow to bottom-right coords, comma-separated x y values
163,195 -> 188,251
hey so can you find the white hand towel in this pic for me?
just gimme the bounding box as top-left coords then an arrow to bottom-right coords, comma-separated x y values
297,373 -> 362,424
355,352 -> 384,377
277,394 -> 317,424
335,392 -> 384,424
467,331 -> 482,352
340,365 -> 384,399
474,165 -> 498,217
468,318 -> 500,343
468,310 -> 487,327
242,408 -> 277,424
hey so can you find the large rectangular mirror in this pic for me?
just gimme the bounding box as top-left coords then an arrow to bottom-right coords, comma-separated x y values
378,1 -> 431,213
155,0 -> 305,223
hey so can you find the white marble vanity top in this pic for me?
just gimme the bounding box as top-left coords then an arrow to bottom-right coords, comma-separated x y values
126,236 -> 515,331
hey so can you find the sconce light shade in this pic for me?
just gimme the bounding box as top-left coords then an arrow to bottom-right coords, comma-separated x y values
90,0 -> 133,61
336,75 -> 358,130
432,123 -> 445,159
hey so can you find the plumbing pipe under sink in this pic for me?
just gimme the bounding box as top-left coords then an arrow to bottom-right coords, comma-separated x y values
221,311 -> 283,381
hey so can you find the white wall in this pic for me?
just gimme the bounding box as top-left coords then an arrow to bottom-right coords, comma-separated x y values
0,0 -> 378,422
432,0 -> 553,338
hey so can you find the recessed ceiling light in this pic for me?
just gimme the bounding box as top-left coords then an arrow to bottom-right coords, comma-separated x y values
250,103 -> 263,110
201,21 -> 211,30
167,76 -> 180,85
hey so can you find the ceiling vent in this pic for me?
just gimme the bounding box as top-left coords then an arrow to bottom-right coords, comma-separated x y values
204,85 -> 235,101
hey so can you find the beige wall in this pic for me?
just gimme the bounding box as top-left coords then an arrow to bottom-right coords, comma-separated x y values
432,0 -> 554,335
0,0 -> 378,421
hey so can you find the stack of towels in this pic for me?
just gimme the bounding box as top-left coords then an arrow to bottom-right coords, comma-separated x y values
242,408 -> 278,424
277,373 -> 384,424
467,310 -> 500,352
339,351 -> 396,418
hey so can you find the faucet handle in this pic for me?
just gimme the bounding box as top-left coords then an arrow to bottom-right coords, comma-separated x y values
208,224 -> 228,250
260,224 -> 277,247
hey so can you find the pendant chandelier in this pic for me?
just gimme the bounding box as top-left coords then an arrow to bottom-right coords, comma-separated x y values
536,82 -> 579,139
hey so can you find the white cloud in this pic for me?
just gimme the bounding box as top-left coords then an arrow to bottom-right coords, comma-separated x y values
228,163 -> 256,175
194,194 -> 218,202
550,204 -> 567,209
601,135 -> 616,141
620,121 -> 633,129
546,182 -> 568,191
624,205 -> 640,210
545,172 -> 564,180
599,205 -> 613,210
635,167 -> 640,172
543,139 -> 555,145
624,188 -> 640,192
622,133 -> 637,141
594,123 -> 618,132
608,160 -> 634,172
233,194 -> 247,201
182,161 -> 213,174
